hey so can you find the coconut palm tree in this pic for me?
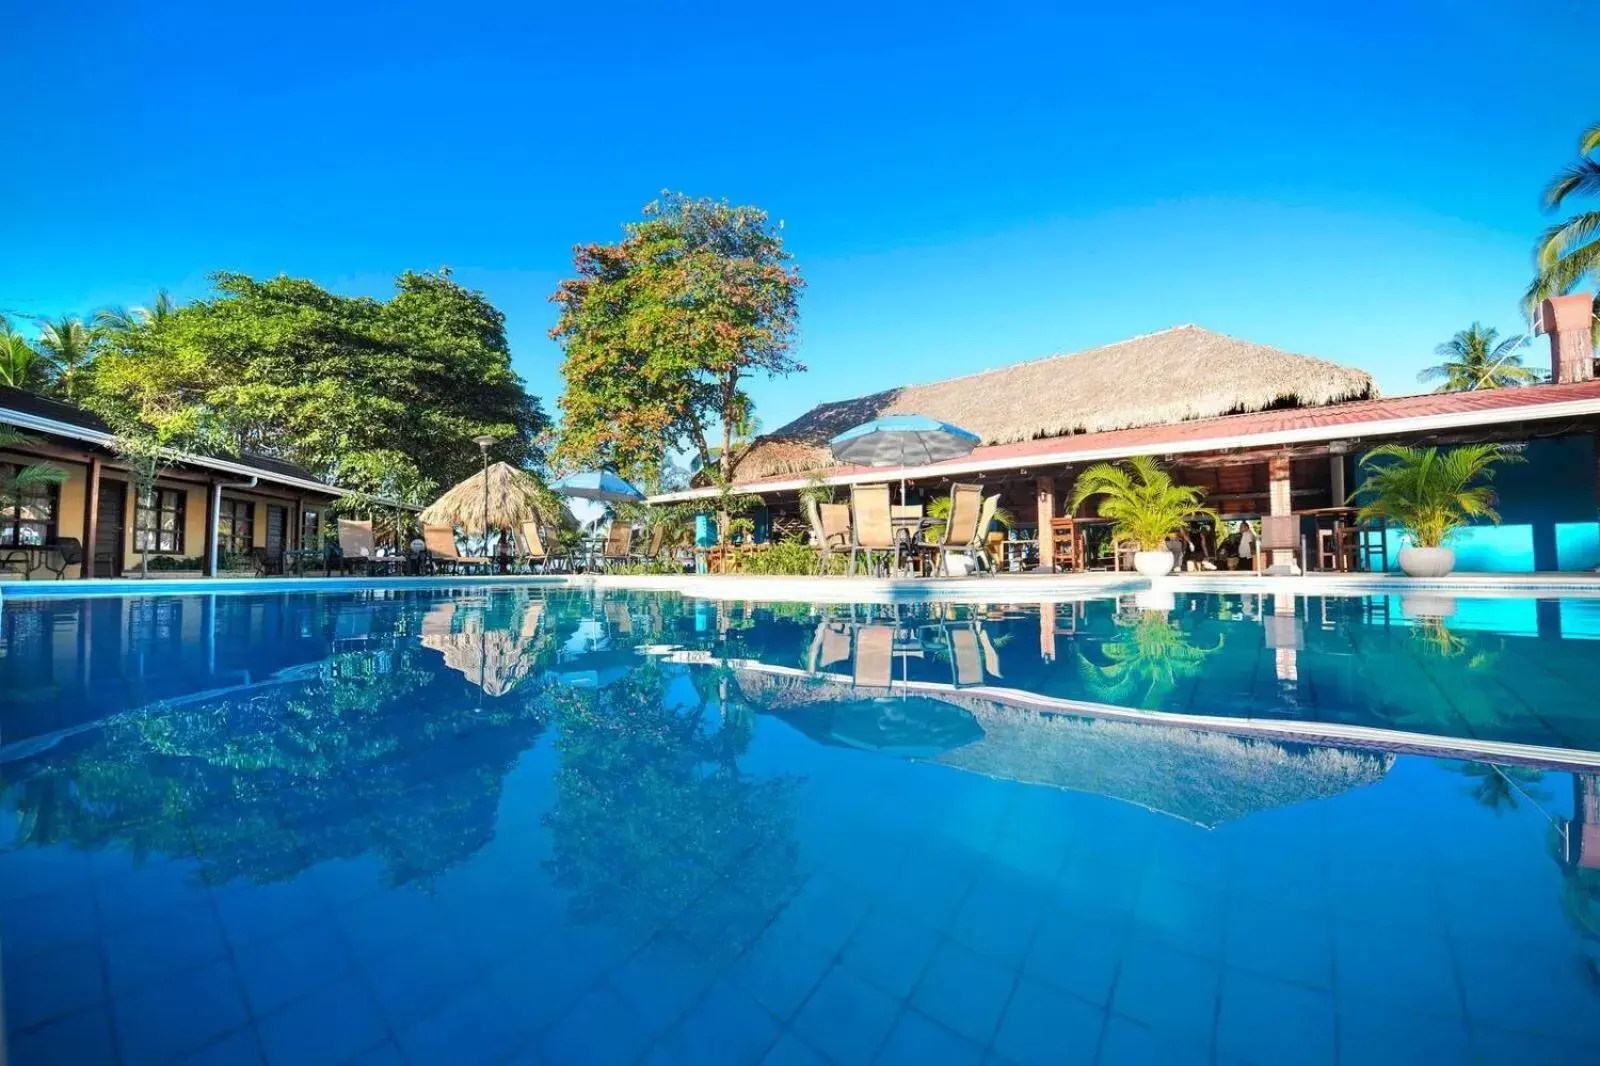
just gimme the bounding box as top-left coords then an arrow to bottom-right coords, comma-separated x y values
34,315 -> 99,399
1068,455 -> 1217,550
1352,443 -> 1518,549
1528,123 -> 1600,334
0,326 -> 54,390
93,289 -> 176,334
1417,324 -> 1540,393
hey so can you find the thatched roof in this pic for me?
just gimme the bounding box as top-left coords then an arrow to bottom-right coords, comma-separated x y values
419,461 -> 566,532
721,325 -> 1375,484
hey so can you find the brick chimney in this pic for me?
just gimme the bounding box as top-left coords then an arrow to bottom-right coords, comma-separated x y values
1537,293 -> 1595,384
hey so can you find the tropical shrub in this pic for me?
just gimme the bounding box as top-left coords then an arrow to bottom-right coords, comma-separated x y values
1068,455 -> 1217,551
1352,444 -> 1519,549
741,537 -> 818,576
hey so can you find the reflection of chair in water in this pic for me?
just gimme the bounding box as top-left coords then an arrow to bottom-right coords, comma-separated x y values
945,623 -> 1002,687
808,621 -> 854,673
604,601 -> 634,638
852,625 -> 894,689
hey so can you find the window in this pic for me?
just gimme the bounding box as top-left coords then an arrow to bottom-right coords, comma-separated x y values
302,509 -> 321,548
134,487 -> 186,553
0,465 -> 59,547
217,498 -> 254,553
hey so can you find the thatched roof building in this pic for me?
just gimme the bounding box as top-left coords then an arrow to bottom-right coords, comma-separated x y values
717,325 -> 1376,484
731,669 -> 1391,827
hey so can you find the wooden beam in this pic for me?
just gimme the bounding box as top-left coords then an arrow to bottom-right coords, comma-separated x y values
81,456 -> 102,579
1036,476 -> 1055,572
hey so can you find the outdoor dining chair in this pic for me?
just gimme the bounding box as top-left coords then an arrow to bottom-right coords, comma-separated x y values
848,484 -> 897,576
925,483 -> 983,576
423,524 -> 492,575
43,538 -> 84,580
807,499 -> 852,574
600,524 -> 634,572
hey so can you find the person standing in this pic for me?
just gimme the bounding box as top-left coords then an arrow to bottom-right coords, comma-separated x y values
1236,520 -> 1257,570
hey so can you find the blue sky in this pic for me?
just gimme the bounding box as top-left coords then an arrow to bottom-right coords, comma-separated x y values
4,0 -> 1596,434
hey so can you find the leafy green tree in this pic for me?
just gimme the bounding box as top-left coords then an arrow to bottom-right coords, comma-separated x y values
1528,122 -> 1600,335
1417,324 -> 1540,392
1068,455 -> 1218,550
550,193 -> 804,486
1353,443 -> 1518,548
81,270 -> 547,501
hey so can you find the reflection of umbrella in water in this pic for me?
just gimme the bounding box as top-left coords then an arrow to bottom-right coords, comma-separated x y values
419,600 -> 544,697
802,695 -> 984,758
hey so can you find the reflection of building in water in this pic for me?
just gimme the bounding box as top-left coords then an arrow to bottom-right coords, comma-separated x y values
1564,774 -> 1600,870
732,665 -> 1391,828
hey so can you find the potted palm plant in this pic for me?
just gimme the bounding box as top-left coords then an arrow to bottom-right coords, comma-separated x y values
1352,443 -> 1517,578
1068,456 -> 1217,578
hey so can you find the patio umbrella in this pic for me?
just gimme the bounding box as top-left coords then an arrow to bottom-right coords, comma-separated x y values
550,469 -> 646,505
420,462 -> 566,536
829,416 -> 981,502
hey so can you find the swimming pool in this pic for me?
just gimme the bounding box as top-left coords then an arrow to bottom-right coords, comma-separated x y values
1,587 -> 1598,1064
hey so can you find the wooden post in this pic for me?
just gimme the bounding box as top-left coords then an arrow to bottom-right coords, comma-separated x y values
1036,476 -> 1055,572
82,457 -> 102,579
202,481 -> 221,577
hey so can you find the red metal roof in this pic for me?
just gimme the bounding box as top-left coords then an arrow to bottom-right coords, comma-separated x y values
722,380 -> 1600,491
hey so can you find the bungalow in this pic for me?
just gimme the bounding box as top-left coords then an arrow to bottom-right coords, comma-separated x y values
652,295 -> 1600,573
0,387 -> 374,579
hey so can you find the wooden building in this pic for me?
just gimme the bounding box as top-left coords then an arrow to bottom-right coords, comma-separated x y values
1,386 -> 353,579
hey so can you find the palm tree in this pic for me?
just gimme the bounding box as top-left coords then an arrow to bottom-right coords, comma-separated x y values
34,316 -> 99,399
1417,324 -> 1540,392
1528,122 -> 1600,330
0,425 -> 70,502
93,289 -> 176,334
0,326 -> 54,390
1067,455 -> 1217,550
1352,443 -> 1518,548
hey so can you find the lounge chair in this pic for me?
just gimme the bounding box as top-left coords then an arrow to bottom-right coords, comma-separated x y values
518,522 -> 548,573
337,520 -> 376,576
423,524 -> 491,575
971,495 -> 999,572
848,484 -> 897,576
600,524 -> 634,572
925,483 -> 983,576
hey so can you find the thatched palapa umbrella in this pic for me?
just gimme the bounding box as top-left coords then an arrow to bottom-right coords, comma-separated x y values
420,462 -> 569,545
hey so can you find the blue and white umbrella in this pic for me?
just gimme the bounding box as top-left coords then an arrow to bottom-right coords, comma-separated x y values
549,469 -> 645,505
830,416 -> 982,501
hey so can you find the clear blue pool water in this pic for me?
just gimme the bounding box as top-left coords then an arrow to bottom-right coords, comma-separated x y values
1,587 -> 1598,1065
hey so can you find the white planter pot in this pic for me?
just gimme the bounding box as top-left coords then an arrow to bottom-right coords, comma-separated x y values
1401,593 -> 1458,620
1134,587 -> 1175,612
1133,550 -> 1175,578
1398,546 -> 1455,578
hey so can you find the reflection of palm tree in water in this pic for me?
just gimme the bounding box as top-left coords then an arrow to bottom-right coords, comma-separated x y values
1077,610 -> 1222,707
1448,760 -> 1549,816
